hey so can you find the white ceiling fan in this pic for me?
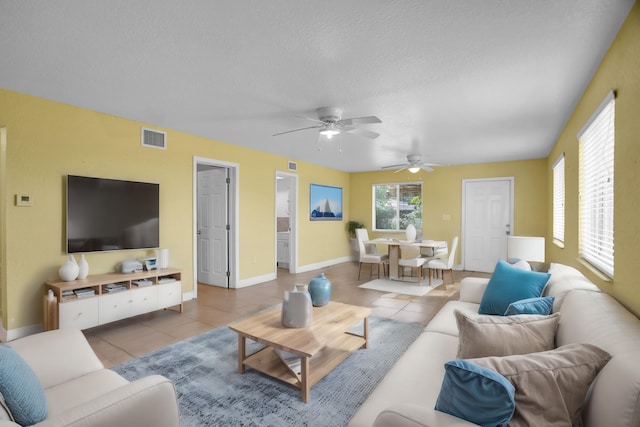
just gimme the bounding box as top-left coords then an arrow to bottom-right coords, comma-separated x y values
382,154 -> 444,173
273,107 -> 382,140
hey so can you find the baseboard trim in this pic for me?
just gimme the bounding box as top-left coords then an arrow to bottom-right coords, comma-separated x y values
2,323 -> 43,342
237,272 -> 277,288
296,256 -> 353,273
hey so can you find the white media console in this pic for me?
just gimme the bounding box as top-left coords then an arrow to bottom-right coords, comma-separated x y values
44,268 -> 182,331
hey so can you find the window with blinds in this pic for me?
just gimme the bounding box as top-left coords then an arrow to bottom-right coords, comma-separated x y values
552,154 -> 565,244
578,91 -> 615,278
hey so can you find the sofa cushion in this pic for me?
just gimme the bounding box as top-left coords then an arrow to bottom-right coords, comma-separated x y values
478,260 -> 550,315
556,290 -> 640,427
0,344 -> 48,426
504,296 -> 554,316
456,310 -> 560,359
543,263 -> 600,312
435,359 -> 515,426
471,343 -> 611,427
425,300 -> 480,337
46,369 -> 129,417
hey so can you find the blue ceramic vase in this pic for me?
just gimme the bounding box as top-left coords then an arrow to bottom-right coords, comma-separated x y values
308,273 -> 332,307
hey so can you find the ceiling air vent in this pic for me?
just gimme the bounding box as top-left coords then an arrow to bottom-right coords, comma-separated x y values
141,127 -> 167,150
288,161 -> 297,171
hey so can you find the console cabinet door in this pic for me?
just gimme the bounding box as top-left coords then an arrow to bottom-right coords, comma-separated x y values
158,281 -> 182,309
130,286 -> 159,317
59,298 -> 100,330
99,292 -> 132,325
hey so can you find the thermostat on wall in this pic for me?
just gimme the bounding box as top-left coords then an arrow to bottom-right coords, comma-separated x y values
15,194 -> 32,207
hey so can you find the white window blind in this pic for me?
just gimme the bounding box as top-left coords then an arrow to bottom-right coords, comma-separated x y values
552,154 -> 565,243
578,91 -> 615,278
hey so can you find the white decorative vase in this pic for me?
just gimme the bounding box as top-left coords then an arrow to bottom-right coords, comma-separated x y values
78,254 -> 89,279
281,284 -> 313,328
59,255 -> 79,282
158,248 -> 170,269
406,224 -> 417,241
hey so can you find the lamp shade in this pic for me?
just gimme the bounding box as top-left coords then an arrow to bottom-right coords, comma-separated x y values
507,236 -> 545,262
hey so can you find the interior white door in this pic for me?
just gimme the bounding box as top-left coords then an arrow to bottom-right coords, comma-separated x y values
463,178 -> 513,273
197,167 -> 229,287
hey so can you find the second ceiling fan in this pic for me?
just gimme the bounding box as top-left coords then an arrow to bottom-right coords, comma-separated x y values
273,107 -> 382,140
382,154 -> 443,173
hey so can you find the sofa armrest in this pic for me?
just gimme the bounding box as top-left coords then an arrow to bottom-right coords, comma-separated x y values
458,277 -> 489,304
0,421 -> 20,427
8,329 -> 103,389
373,404 -> 478,427
33,375 -> 179,427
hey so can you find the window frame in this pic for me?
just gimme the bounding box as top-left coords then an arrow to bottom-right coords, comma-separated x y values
577,90 -> 615,278
371,181 -> 423,232
552,154 -> 565,246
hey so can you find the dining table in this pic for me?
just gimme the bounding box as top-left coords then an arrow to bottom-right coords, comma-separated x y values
364,238 -> 448,282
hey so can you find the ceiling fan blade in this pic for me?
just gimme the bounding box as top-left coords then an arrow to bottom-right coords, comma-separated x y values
272,125 -> 322,137
339,116 -> 382,125
295,115 -> 326,124
393,166 -> 408,174
342,126 -> 380,139
381,163 -> 407,169
420,165 -> 434,173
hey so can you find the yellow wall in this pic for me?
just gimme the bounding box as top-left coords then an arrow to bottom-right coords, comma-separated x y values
546,3 -> 640,315
0,90 -> 350,330
349,159 -> 548,265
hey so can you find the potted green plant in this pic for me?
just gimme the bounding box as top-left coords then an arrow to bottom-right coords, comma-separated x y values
346,220 -> 365,239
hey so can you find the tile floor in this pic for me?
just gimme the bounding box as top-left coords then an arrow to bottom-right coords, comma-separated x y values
84,261 -> 489,368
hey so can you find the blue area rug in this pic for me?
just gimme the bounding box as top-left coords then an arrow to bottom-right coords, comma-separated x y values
112,316 -> 422,426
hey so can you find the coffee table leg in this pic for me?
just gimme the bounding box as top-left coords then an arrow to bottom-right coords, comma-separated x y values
363,317 -> 369,349
237,335 -> 246,374
301,356 -> 310,403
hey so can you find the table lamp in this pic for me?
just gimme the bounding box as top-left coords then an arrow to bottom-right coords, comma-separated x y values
507,236 -> 545,262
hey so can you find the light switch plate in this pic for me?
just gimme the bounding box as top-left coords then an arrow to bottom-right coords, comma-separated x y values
15,194 -> 32,206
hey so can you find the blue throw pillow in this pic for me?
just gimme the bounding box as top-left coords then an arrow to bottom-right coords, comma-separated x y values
0,345 -> 48,426
435,359 -> 515,427
504,296 -> 555,316
478,259 -> 551,315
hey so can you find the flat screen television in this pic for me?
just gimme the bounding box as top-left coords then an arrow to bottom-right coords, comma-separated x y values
66,175 -> 160,253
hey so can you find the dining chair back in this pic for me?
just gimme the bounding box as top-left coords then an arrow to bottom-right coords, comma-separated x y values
355,228 -> 388,279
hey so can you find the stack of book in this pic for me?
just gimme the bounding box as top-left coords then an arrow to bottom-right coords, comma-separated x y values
61,289 -> 77,301
132,279 -> 153,287
104,283 -> 127,293
74,288 -> 96,298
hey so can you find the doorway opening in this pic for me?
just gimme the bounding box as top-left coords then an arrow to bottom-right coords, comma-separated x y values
193,157 -> 239,295
275,171 -> 298,274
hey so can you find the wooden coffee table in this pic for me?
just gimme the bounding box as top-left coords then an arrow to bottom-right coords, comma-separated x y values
229,301 -> 371,402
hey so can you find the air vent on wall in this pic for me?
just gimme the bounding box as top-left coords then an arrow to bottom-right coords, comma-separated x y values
288,161 -> 297,171
141,127 -> 167,150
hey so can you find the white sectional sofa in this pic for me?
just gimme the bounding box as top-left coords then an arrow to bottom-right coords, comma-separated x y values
349,263 -> 640,427
0,328 -> 179,427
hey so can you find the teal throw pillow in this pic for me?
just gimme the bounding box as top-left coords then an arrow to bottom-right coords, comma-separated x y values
435,359 -> 515,427
0,345 -> 48,426
478,260 -> 551,315
504,296 -> 555,316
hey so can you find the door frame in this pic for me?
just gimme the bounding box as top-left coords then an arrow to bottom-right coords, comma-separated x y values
193,156 -> 239,296
275,171 -> 298,274
461,177 -> 514,271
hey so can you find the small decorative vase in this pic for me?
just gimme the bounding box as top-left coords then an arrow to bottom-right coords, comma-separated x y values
58,254 -> 79,282
281,284 -> 313,328
406,224 -> 417,241
308,273 -> 332,307
77,254 -> 89,279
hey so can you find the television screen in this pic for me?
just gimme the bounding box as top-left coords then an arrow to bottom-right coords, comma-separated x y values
309,184 -> 342,221
66,175 -> 160,253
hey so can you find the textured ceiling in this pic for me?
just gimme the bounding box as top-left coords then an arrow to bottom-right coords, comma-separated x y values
0,0 -> 634,172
